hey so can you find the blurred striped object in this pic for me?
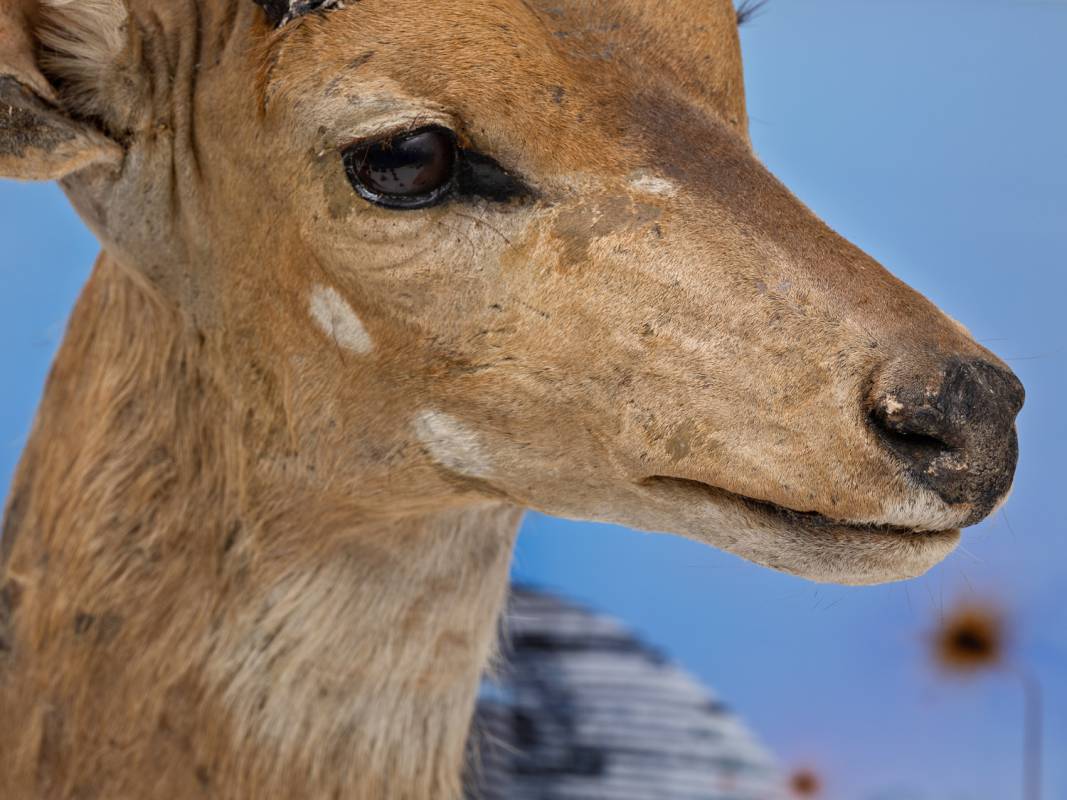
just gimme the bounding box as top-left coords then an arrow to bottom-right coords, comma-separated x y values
467,587 -> 784,800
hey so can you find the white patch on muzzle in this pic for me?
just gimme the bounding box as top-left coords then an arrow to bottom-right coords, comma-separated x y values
878,489 -> 972,532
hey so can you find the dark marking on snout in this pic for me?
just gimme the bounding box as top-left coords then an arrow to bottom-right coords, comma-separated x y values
552,196 -> 661,273
627,89 -> 778,220
625,87 -> 867,273
624,86 -> 974,344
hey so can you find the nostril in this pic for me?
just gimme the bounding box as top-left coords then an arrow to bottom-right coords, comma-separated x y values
868,402 -> 955,464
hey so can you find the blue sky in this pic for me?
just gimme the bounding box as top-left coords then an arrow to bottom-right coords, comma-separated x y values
1,2 -> 1064,798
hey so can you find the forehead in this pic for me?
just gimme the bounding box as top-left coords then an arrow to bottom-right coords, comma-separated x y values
268,0 -> 747,170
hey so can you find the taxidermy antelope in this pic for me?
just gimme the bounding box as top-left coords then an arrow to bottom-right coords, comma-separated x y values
0,0 -> 1023,797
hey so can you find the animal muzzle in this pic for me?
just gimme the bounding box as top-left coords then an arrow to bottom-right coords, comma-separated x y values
868,357 -> 1024,525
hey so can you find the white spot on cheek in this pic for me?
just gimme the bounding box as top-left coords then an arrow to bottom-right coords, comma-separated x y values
309,285 -> 373,354
414,410 -> 491,478
629,174 -> 678,197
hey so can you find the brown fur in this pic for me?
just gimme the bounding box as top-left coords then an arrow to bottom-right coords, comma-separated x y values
0,0 -> 1019,797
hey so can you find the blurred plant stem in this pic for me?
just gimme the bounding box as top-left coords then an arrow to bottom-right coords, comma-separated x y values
1010,664 -> 1042,800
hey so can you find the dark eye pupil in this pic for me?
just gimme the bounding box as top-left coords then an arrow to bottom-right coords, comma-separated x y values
346,128 -> 456,205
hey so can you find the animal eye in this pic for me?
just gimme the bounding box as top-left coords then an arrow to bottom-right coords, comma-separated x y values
342,125 -> 533,211
343,127 -> 457,209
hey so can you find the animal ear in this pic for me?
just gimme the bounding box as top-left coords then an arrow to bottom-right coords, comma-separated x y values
0,0 -> 122,181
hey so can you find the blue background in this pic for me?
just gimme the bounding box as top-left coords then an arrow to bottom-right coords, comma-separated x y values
1,2 -> 1064,798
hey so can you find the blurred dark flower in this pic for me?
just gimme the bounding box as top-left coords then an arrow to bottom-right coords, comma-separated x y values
932,603 -> 1005,675
789,768 -> 821,797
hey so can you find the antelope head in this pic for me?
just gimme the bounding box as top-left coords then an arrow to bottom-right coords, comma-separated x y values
0,0 -> 1022,585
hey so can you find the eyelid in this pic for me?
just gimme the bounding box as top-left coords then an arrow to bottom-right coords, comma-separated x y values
336,116 -> 460,153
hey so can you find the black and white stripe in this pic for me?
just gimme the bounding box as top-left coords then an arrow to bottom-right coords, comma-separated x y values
467,587 -> 785,800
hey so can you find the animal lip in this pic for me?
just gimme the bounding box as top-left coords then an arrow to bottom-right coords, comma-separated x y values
641,475 -> 944,537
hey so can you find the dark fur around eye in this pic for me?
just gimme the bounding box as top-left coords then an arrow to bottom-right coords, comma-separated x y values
455,149 -> 531,204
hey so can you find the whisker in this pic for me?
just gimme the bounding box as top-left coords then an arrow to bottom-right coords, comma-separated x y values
735,0 -> 770,26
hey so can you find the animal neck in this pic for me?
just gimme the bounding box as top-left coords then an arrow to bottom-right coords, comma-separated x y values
0,255 -> 521,799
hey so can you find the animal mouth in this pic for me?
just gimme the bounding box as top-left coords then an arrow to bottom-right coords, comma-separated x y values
637,474 -> 961,584
641,475 -> 951,538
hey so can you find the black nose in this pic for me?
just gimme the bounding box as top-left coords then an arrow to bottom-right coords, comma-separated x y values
869,358 -> 1024,524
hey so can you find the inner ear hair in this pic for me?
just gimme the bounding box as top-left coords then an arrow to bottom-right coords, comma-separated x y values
36,0 -> 129,121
